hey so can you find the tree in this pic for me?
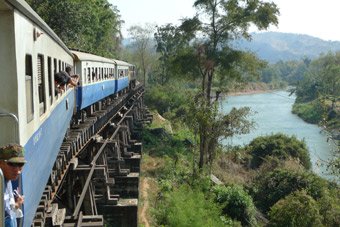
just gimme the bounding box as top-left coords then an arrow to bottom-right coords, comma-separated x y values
316,52 -> 340,111
268,190 -> 323,227
26,0 -> 122,57
127,24 -> 157,86
176,0 -> 279,169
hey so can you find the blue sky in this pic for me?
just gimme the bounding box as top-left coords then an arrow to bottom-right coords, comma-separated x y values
110,0 -> 340,41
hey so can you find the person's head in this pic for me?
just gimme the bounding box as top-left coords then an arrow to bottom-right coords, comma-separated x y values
66,66 -> 72,74
0,144 -> 26,181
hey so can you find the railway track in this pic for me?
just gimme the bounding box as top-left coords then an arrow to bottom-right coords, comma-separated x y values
32,85 -> 152,227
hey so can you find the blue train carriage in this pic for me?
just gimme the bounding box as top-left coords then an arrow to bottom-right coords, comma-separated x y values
72,50 -> 118,111
0,0 -> 75,225
127,62 -> 137,89
114,59 -> 132,94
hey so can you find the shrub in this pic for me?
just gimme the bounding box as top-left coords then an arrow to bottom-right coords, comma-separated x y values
317,189 -> 340,226
248,133 -> 311,170
154,185 -> 225,227
213,185 -> 257,226
252,168 -> 329,213
268,190 -> 323,227
292,100 -> 324,124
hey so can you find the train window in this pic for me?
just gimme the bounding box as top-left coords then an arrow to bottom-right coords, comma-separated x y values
58,60 -> 61,72
88,67 -> 91,83
91,67 -> 95,81
37,54 -> 46,116
25,55 -> 34,122
83,68 -> 86,84
53,58 -> 57,74
48,57 -> 52,105
54,58 -> 58,99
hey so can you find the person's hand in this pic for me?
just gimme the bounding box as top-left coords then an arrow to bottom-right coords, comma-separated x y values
13,189 -> 24,208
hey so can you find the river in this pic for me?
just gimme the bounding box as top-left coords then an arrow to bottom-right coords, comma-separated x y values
221,90 -> 337,179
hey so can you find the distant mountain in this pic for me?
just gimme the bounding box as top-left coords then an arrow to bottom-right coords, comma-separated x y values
232,32 -> 340,63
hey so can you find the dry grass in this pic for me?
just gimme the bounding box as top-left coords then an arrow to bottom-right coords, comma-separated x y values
212,153 -> 255,186
212,152 -> 306,187
150,112 -> 173,133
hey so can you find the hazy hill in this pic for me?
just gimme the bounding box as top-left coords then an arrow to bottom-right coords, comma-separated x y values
233,32 -> 340,63
123,32 -> 340,63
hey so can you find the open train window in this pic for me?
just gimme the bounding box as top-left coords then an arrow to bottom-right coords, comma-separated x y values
48,57 -> 52,105
25,55 -> 34,122
37,54 -> 46,116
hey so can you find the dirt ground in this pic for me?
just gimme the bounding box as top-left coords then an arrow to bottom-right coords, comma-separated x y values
138,155 -> 162,227
139,176 -> 151,227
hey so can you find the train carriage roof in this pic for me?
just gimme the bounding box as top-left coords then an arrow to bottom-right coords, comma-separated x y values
72,50 -> 134,67
2,0 -> 72,56
113,59 -> 134,67
72,50 -> 116,64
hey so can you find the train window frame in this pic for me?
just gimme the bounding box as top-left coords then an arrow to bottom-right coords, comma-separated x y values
25,54 -> 34,123
47,57 -> 53,105
37,54 -> 46,116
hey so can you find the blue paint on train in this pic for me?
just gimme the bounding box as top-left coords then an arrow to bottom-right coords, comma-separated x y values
76,77 -> 129,111
76,79 -> 117,110
116,77 -> 129,93
21,91 -> 75,226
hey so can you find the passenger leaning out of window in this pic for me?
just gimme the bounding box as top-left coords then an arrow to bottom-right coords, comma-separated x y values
54,66 -> 79,93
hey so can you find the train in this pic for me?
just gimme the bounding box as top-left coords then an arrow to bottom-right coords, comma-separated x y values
0,0 -> 136,225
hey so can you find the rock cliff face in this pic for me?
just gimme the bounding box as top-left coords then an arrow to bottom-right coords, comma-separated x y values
233,32 -> 340,63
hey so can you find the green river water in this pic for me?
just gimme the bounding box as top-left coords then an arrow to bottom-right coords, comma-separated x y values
221,90 -> 338,179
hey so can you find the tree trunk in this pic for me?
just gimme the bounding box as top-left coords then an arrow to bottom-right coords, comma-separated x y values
199,126 -> 205,169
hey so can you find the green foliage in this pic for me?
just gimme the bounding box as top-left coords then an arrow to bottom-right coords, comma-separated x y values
142,127 -> 188,158
292,100 -> 325,124
252,169 -> 330,213
295,52 -> 340,105
154,185 -> 225,227
213,185 -> 257,226
263,59 -> 309,85
317,189 -> 340,226
293,52 -> 340,179
26,0 -> 121,57
268,190 -> 324,227
248,133 -> 311,169
154,24 -> 198,84
144,83 -> 191,118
